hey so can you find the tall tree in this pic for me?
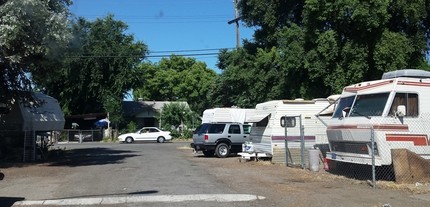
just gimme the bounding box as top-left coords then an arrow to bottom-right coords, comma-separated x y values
303,0 -> 430,91
133,55 -> 217,114
216,0 -> 430,108
0,0 -> 71,106
34,15 -> 147,124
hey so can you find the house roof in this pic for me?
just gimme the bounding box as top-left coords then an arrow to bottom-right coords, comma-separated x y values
122,101 -> 189,117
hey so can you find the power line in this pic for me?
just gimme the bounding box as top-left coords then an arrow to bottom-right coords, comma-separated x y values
148,53 -> 219,58
149,48 -> 234,53
66,52 -> 221,59
65,47 -> 236,58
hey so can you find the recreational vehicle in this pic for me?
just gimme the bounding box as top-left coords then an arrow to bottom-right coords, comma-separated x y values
201,108 -> 255,124
0,93 -> 65,161
326,69 -> 430,167
244,98 -> 335,157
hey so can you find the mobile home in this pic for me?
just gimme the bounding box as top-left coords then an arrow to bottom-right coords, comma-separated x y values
326,69 -> 430,167
201,108 -> 255,124
244,98 -> 335,157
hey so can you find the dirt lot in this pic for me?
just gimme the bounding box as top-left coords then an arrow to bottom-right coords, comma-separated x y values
182,145 -> 430,207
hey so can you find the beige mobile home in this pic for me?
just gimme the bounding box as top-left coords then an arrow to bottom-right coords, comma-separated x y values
244,98 -> 335,157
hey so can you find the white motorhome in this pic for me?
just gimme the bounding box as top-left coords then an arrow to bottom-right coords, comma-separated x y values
244,98 -> 335,157
201,108 -> 255,124
326,69 -> 430,167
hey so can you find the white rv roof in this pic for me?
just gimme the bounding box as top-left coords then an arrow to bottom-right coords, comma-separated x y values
381,69 -> 430,79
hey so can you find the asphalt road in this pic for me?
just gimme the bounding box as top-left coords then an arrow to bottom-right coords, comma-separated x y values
0,142 -> 266,207
1,141 -> 430,207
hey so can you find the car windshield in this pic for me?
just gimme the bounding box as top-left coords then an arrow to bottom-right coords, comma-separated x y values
349,93 -> 389,117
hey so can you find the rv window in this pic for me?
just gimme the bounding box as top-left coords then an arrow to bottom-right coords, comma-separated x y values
256,115 -> 269,127
350,93 -> 389,117
280,116 -> 296,127
388,93 -> 418,117
333,96 -> 355,118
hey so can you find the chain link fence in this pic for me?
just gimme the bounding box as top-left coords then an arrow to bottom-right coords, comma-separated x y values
59,130 -> 104,142
283,115 -> 329,170
325,114 -> 430,187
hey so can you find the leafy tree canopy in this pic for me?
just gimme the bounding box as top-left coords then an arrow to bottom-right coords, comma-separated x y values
216,0 -> 430,108
0,0 -> 71,105
33,14 -> 147,125
133,55 -> 217,114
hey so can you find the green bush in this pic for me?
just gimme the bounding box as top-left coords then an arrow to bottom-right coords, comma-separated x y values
126,121 -> 137,133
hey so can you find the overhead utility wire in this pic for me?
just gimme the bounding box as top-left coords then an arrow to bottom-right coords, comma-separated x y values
67,53 -> 220,59
149,48 -> 235,53
67,48 -> 235,58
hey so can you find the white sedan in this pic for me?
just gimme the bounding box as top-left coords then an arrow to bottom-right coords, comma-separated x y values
118,127 -> 172,143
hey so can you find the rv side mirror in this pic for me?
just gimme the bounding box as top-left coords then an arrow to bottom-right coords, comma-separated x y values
342,107 -> 351,118
396,105 -> 406,117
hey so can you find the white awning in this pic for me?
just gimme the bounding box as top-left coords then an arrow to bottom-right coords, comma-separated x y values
246,113 -> 271,123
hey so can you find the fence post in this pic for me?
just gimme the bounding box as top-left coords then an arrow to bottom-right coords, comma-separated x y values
299,115 -> 305,169
284,116 -> 289,166
371,126 -> 376,189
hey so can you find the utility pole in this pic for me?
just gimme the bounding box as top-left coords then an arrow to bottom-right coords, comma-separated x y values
228,0 -> 241,48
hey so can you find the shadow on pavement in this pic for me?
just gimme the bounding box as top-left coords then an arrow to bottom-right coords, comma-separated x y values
52,190 -> 159,200
47,147 -> 139,167
0,197 -> 25,207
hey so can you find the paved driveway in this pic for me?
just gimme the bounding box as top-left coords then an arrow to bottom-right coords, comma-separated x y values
1,142 -> 429,207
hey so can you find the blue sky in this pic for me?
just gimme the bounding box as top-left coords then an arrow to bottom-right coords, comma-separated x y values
69,0 -> 256,72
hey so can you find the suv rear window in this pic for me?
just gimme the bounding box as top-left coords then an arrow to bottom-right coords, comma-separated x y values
207,124 -> 226,134
194,123 -> 209,134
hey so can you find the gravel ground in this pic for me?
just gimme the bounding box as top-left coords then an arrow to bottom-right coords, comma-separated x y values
182,145 -> 430,207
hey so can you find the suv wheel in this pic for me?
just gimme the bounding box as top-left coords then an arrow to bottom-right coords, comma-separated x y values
215,143 -> 230,158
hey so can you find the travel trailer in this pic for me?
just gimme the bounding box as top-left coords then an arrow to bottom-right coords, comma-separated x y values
244,97 -> 335,157
326,69 -> 430,167
1,92 -> 65,132
0,93 -> 65,161
201,108 -> 255,124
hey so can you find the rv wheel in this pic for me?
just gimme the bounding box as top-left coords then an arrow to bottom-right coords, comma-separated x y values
215,143 -> 230,158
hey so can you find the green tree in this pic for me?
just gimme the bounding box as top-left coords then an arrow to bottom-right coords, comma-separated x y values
0,0 -> 71,105
238,0 -> 304,48
216,0 -> 430,108
213,47 -> 289,108
133,55 -> 217,114
159,102 -> 189,129
34,15 -> 147,125
302,0 -> 430,91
